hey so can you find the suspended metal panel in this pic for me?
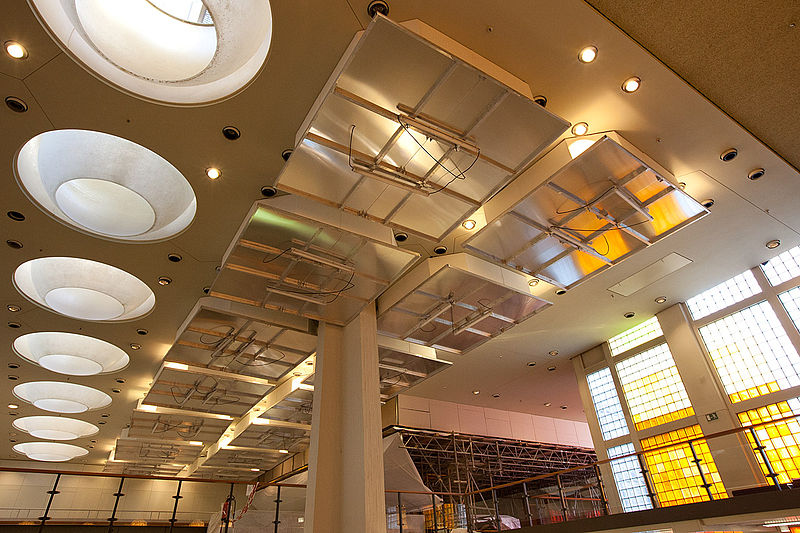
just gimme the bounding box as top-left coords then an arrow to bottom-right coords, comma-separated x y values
127,410 -> 230,444
229,422 -> 310,453
378,335 -> 451,399
377,254 -> 551,355
464,133 -> 709,289
212,196 -> 418,326
261,387 -> 314,426
110,436 -> 204,471
275,15 -> 570,241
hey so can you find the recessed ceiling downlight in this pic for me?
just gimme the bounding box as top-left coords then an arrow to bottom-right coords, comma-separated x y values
28,0 -> 272,105
16,130 -> 196,242
13,381 -> 112,413
13,416 -> 99,440
13,257 -> 155,322
13,441 -> 88,462
13,332 -> 129,376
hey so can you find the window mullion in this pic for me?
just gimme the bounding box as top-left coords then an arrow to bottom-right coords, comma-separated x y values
752,265 -> 800,356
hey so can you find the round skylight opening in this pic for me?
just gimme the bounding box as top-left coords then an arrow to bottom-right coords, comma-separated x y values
13,416 -> 99,441
13,257 -> 155,322
16,130 -> 196,242
13,381 -> 112,414
29,0 -> 273,105
14,332 -> 129,376
13,441 -> 89,462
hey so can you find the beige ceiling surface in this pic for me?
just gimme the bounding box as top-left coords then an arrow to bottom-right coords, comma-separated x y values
0,0 -> 797,473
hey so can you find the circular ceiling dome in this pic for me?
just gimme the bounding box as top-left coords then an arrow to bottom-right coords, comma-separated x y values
28,0 -> 273,105
13,416 -> 99,440
16,130 -> 196,242
13,441 -> 89,462
13,332 -> 129,376
13,257 -> 155,322
13,381 -> 112,414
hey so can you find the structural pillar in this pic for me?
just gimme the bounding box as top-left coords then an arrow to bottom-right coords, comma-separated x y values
305,304 -> 387,533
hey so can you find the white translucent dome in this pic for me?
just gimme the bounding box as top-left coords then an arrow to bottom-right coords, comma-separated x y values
13,257 -> 155,322
13,442 -> 89,462
29,0 -> 273,105
13,332 -> 129,376
16,130 -> 196,242
14,381 -> 112,414
13,416 -> 99,441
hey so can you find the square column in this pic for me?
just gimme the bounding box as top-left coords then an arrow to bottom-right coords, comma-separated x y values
305,304 -> 387,533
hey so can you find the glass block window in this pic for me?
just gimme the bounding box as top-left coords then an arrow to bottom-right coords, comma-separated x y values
686,270 -> 761,321
640,425 -> 727,506
607,443 -> 652,512
616,344 -> 694,431
738,397 -> 800,484
779,287 -> 800,334
762,246 -> 800,286
608,317 -> 664,356
587,368 -> 629,440
698,301 -> 800,403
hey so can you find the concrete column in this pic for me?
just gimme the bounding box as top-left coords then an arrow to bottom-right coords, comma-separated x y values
305,305 -> 387,533
657,304 -> 765,494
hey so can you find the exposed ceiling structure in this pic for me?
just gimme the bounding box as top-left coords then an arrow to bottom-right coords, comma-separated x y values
1,0 -> 798,481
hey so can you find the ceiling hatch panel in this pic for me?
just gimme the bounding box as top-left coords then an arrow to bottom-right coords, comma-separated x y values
212,196 -> 418,326
377,253 -> 551,355
275,15 -> 569,241
464,132 -> 709,289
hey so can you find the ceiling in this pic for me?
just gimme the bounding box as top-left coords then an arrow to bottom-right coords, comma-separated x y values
0,0 -> 798,476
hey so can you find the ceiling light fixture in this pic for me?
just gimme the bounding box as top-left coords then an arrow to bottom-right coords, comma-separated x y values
206,167 -> 221,180
548,350 -> 559,357
578,46 -> 597,63
157,276 -> 172,286
13,416 -> 99,440
7,404 -> 18,410
623,311 -> 636,318
571,122 -> 589,136
137,328 -> 149,336
129,343 -> 141,350
462,219 -> 476,230
13,257 -> 155,322
7,305 -> 21,312
433,245 -> 447,255
472,390 -> 480,395
13,332 -> 129,376
492,393 -> 501,398
560,405 -> 568,410
766,239 -> 781,249
528,278 -> 539,287
4,41 -> 27,59
13,381 -> 112,413
7,211 -> 25,221
167,253 -> 182,263
655,296 -> 668,304
748,168 -> 766,181
222,126 -> 241,141
555,289 -> 567,295
7,240 -> 23,249
701,198 -> 715,208
720,148 -> 738,162
261,186 -> 277,197
544,402 -> 552,407
394,232 -> 408,242
547,366 -> 556,372
621,76 -> 641,93
527,361 -> 536,367
8,322 -> 21,329
278,449 -> 289,454
13,441 -> 88,462
5,96 -> 28,113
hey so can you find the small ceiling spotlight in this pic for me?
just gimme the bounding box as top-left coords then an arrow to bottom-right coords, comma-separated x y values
621,76 -> 641,93
433,245 -> 447,255
719,148 -> 738,162
7,404 -> 18,410
462,219 -> 477,230
472,390 -> 480,395
571,122 -> 589,136
578,46 -> 597,63
623,311 -> 636,319
261,186 -> 278,197
6,240 -> 23,249
115,378 -> 125,384
655,296 -> 668,304
527,361 -> 536,367
221,126 -> 241,141
394,232 -> 408,242
7,375 -> 19,381
701,198 -> 715,209
528,278 -> 540,287
7,211 -> 25,221
4,41 -> 27,59
167,253 -> 182,263
136,328 -> 148,336
5,96 -> 28,113
548,350 -> 559,357
491,393 -> 501,398
6,305 -> 21,312
367,0 -> 389,18
555,289 -> 567,295
677,182 -> 687,190
205,167 -> 221,180
281,149 -> 293,162
766,239 -> 781,250
202,286 -> 211,294
544,402 -> 552,407
111,388 -> 121,394
547,366 -> 556,372
533,95 -> 547,107
8,363 -> 19,369
748,168 -> 766,181
560,405 -> 568,410
157,276 -> 172,286
8,322 -> 21,329
129,343 -> 141,350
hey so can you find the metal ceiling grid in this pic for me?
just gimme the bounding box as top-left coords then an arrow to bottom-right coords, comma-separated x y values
229,422 -> 310,452
211,197 -> 419,326
377,335 -> 451,400
274,15 -> 570,242
127,411 -> 230,444
377,254 -> 551,355
262,388 -> 314,426
464,133 -> 709,289
165,302 -> 318,383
